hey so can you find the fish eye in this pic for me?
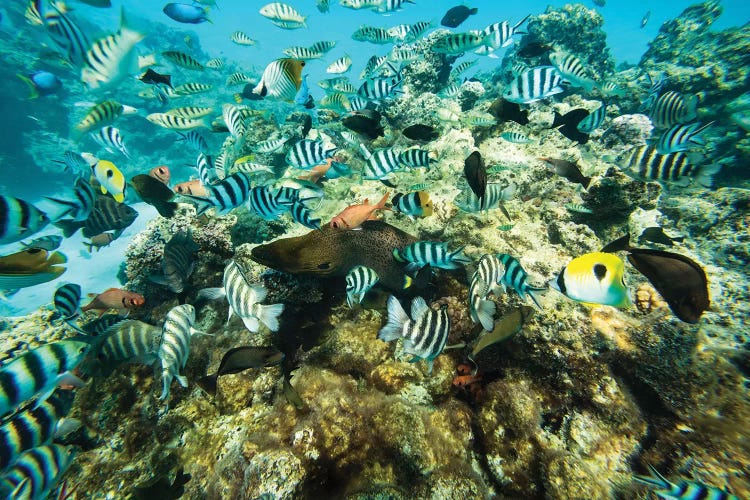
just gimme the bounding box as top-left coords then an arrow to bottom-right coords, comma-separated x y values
107,170 -> 114,178
28,248 -> 42,254
593,263 -> 607,281
318,263 -> 330,270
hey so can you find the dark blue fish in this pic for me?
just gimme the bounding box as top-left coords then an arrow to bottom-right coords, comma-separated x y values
16,71 -> 62,98
162,3 -> 211,24
634,465 -> 739,500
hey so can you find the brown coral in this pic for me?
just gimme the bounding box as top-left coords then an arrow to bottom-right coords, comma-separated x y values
634,282 -> 668,314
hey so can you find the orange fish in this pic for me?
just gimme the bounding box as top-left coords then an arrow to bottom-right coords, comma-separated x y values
149,165 -> 171,185
174,179 -> 209,197
299,158 -> 334,183
452,374 -> 482,388
330,192 -> 390,230
82,288 -> 145,316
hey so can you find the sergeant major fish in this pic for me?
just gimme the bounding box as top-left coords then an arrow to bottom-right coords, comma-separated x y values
159,304 -> 203,402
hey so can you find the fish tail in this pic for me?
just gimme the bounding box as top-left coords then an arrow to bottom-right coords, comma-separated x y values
16,74 -> 39,99
378,295 -> 409,342
526,289 -> 544,310
257,303 -> 284,332
513,14 -> 531,31
450,246 -> 471,265
601,234 -> 631,253
54,219 -> 84,238
475,297 -> 496,332
633,465 -> 672,489
375,191 -> 390,210
182,194 -> 215,216
695,163 -> 721,189
196,374 -> 219,396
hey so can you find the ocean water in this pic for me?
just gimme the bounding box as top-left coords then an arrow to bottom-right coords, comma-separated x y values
0,0 -> 749,498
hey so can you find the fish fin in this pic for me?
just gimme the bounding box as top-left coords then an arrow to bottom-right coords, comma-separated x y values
476,298 -> 496,331
113,192 -> 125,203
695,163 -> 721,188
241,316 -> 260,333
257,303 -> 284,332
601,234 -> 631,253
57,371 -> 85,389
410,296 -> 429,319
176,374 -> 188,388
403,275 -> 413,289
404,262 -> 420,273
196,287 -> 225,300
527,290 -> 544,310
196,374 -> 218,396
378,295 -> 409,341
181,194 -> 215,216
375,191 -> 390,209
54,417 -> 82,439
16,74 -> 39,99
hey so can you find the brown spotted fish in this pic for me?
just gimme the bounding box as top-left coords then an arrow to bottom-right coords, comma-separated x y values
251,220 -> 417,290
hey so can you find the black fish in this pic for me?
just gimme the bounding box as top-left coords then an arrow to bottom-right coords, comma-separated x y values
234,83 -> 264,103
538,157 -> 592,189
551,109 -> 590,144
133,467 -> 191,500
81,314 -> 125,336
342,109 -> 384,140
402,124 -> 439,141
151,230 -> 199,294
55,196 -> 138,238
601,235 -> 709,324
441,5 -> 478,28
301,114 -> 312,138
464,151 -> 487,202
139,69 -> 172,88
197,346 -> 284,396
488,98 -> 529,126
638,227 -> 684,247
516,41 -> 554,59
130,174 -> 178,218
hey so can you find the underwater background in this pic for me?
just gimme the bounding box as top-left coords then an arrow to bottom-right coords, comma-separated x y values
0,0 -> 749,498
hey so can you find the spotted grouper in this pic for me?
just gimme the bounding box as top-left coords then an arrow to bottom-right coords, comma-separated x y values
250,220 -> 417,291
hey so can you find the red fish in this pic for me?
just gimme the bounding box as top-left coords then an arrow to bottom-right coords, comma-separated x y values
330,192 -> 389,230
174,179 -> 208,197
299,158 -> 334,183
149,165 -> 171,185
82,288 -> 145,316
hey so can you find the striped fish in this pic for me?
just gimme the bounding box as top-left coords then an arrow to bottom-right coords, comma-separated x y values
41,2 -> 89,66
497,254 -> 545,309
549,51 -> 595,92
0,444 -> 74,499
289,201 -> 320,229
53,151 -> 91,175
206,57 -> 225,69
440,82 -> 461,98
318,76 -> 350,90
352,26 -> 394,44
54,194 -> 137,239
320,92 -> 351,111
92,126 -> 130,158
500,131 -> 533,144
183,172 -> 253,215
392,191 -> 433,218
341,0 -> 381,10
75,100 -> 136,136
226,72 -> 255,86
333,81 -> 357,94
565,203 -> 593,214
634,465 -> 740,500
153,230 -> 199,293
309,40 -> 336,53
404,20 -> 432,42
97,319 -> 161,366
259,2 -> 307,28
614,145 -> 719,187
386,24 -> 410,41
474,16 -> 529,56
360,144 -> 402,180
52,283 -> 81,323
222,104 -> 246,138
81,9 -> 145,90
357,74 -> 403,100
165,106 -> 213,119
252,58 -> 305,101
0,392 -> 74,472
649,90 -> 698,128
0,196 -> 49,245
230,31 -> 256,46
390,45 -> 419,63
44,176 -> 96,222
398,149 -> 433,169
249,186 -> 288,220
253,136 -> 289,153
378,295 -> 450,373
346,266 -> 379,307
451,60 -> 478,78
0,340 -> 89,418
454,183 -> 516,213
283,46 -> 324,60
173,82 -> 213,95
360,55 -> 388,79
503,66 -> 564,104
286,139 -> 337,169
159,304 -> 201,401
81,314 -> 125,337
197,260 -> 285,333
653,121 -> 713,154
469,254 -> 506,331
176,130 -> 208,153
639,73 -> 665,113
162,51 -> 205,70
147,113 -> 206,130
348,96 -> 370,111
231,159 -> 274,177
431,31 -> 491,55
214,151 -> 229,179
393,241 -> 470,270
196,152 -> 217,186
327,55 -> 352,74
374,0 -> 416,14
576,102 -> 607,134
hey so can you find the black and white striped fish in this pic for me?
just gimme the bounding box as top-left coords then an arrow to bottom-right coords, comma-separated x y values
346,266 -> 379,307
283,46 -> 324,60
222,104 -> 246,138
183,172 -> 253,215
289,201 -> 320,229
162,50 -> 205,70
248,186 -> 288,220
165,106 -> 214,119
81,9 -> 145,90
360,55 -> 388,79
0,196 -> 50,245
653,121 -> 713,154
500,131 -> 533,143
327,56 -> 352,74
44,176 -> 96,222
230,31 -> 256,46
286,139 -> 337,169
392,191 -> 433,218
53,283 -> 81,323
451,60 -> 477,78
97,319 -> 161,367
259,2 -> 307,28
357,74 -> 403,100
404,20 -> 432,42
386,23 -> 411,41
174,82 -> 213,95
152,230 -> 199,294
378,296 -> 450,373
159,304 -> 202,401
75,100 -> 137,136
360,144 -> 402,180
0,392 -> 75,472
92,126 -> 130,158
474,16 -> 529,57
53,151 -> 92,175
0,444 -> 74,499
454,183 -> 516,213
393,241 -> 470,270
80,314 -> 125,337
197,260 -> 284,333
352,26 -> 394,44
468,254 -> 506,331
309,40 -> 336,53
252,58 -> 305,101
648,90 -> 698,128
639,73 -> 665,113
390,45 -> 419,63
613,145 -> 718,187
549,51 -> 595,92
431,31 -> 490,55
374,0 -> 415,13
146,113 -> 206,130
576,102 -> 607,134
497,253 -> 545,309
196,152 -> 218,186
503,66 -> 564,104
206,57 -> 225,69
0,340 -> 89,418
177,130 -> 208,153
398,149 -> 433,169
42,2 -> 90,66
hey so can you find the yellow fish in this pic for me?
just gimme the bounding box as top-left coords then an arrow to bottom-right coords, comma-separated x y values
93,160 -> 126,203
0,248 -> 67,290
550,252 -> 631,308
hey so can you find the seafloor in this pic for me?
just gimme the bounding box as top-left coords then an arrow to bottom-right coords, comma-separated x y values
2,2 -> 749,499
